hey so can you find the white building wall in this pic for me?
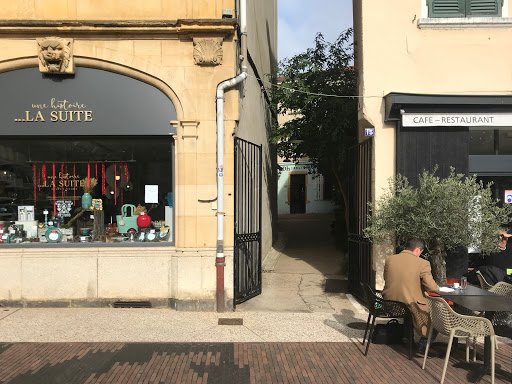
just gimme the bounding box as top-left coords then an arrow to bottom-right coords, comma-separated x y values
277,161 -> 335,215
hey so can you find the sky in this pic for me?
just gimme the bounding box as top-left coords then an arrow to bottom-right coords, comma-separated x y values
278,0 -> 353,62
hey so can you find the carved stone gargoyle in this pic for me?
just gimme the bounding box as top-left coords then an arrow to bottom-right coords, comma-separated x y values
37,36 -> 74,74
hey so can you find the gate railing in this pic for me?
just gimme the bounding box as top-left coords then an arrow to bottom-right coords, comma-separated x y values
348,138 -> 374,301
234,137 -> 262,305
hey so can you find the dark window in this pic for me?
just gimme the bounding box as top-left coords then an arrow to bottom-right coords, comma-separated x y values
469,127 -> 512,155
498,129 -> 512,154
428,0 -> 502,18
469,129 -> 495,155
0,136 -> 173,245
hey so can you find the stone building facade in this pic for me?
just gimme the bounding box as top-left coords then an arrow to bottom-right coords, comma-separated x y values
0,0 -> 277,310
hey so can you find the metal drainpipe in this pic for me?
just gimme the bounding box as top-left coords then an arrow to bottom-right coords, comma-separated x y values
215,0 -> 248,312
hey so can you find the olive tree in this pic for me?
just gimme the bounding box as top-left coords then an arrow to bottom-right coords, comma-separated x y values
364,168 -> 512,285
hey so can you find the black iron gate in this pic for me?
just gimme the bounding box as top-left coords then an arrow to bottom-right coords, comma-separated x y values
234,137 -> 262,305
348,139 -> 373,301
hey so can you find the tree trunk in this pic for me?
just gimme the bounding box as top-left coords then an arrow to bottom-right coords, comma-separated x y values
428,238 -> 447,286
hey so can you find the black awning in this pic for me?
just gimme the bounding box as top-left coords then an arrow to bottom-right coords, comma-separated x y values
384,92 -> 512,121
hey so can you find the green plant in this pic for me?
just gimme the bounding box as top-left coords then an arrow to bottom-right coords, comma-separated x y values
364,168 -> 512,285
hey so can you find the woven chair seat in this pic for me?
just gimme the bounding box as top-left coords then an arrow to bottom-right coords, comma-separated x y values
489,281 -> 512,296
488,282 -> 512,338
422,295 -> 496,384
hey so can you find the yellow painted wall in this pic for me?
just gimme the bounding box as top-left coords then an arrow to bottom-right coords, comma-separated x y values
354,0 -> 512,286
0,0 -> 236,20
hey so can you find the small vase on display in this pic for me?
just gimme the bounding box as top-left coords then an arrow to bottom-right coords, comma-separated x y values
81,177 -> 97,209
81,192 -> 92,209
137,211 -> 152,229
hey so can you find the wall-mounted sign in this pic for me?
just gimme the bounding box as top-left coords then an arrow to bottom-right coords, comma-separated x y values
402,113 -> 512,127
280,164 -> 311,172
504,190 -> 512,204
364,128 -> 375,137
0,67 -> 177,136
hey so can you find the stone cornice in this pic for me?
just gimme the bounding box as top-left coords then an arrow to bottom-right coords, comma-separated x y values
0,19 -> 236,37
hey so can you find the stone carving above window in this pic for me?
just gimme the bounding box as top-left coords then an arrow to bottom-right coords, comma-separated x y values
37,37 -> 74,74
193,38 -> 223,66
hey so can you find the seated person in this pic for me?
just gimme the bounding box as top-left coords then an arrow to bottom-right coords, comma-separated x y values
382,238 -> 439,353
493,228 -> 512,273
467,228 -> 512,286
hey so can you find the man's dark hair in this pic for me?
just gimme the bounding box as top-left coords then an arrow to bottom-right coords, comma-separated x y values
405,238 -> 424,251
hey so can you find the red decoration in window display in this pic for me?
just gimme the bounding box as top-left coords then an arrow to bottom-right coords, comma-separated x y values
61,163 -> 65,200
41,162 -> 46,186
137,211 -> 152,229
124,163 -> 129,183
87,163 -> 91,190
95,163 -> 98,180
32,163 -> 37,207
52,163 -> 57,218
73,164 -> 76,204
102,162 -> 106,195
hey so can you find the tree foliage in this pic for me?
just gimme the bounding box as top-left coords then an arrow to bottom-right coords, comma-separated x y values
272,29 -> 357,223
364,168 -> 512,283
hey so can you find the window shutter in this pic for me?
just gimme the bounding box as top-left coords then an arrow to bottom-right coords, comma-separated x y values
428,0 -> 466,17
467,0 -> 502,16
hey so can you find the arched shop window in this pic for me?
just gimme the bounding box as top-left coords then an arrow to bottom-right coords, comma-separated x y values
0,67 -> 176,245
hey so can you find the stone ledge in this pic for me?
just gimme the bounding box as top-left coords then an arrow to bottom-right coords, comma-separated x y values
0,298 -> 170,308
418,17 -> 512,29
169,298 -> 232,311
0,19 -> 236,36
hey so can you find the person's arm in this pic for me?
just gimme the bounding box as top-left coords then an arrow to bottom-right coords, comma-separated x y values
420,260 -> 439,292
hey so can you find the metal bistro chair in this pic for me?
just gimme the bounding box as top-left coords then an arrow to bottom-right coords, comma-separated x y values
422,295 -> 496,384
361,283 -> 414,359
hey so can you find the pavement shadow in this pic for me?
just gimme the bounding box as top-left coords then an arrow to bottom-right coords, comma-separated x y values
273,214 -> 346,276
323,309 -> 367,340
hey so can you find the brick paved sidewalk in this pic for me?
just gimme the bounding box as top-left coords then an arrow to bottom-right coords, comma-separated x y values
0,340 -> 510,384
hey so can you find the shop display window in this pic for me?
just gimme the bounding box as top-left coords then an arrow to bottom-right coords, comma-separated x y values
0,136 -> 174,245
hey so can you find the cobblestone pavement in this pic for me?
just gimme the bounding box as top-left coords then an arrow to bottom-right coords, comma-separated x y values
0,340 -> 510,384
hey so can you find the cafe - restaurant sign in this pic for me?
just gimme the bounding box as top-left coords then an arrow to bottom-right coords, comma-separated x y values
402,113 -> 512,127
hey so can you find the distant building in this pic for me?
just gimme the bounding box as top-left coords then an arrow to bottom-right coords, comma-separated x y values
277,159 -> 335,215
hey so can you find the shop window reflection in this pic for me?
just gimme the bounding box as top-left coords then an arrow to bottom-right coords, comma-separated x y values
469,127 -> 512,155
469,128 -> 494,155
498,129 -> 512,155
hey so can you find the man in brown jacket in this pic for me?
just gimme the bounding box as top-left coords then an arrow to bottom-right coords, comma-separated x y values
382,238 -> 439,351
